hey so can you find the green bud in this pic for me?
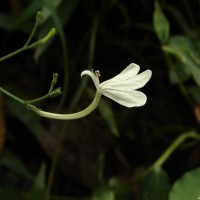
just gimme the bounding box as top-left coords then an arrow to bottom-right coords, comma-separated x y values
50,87 -> 62,97
52,73 -> 58,85
39,27 -> 56,44
28,27 -> 56,49
36,11 -> 42,22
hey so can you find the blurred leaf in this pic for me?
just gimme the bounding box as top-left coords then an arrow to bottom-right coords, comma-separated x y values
166,5 -> 196,37
94,179 -> 133,200
0,187 -> 24,200
108,177 -> 131,200
35,0 -> 78,60
0,150 -> 33,181
40,0 -> 63,24
95,153 -> 105,184
26,163 -> 46,200
0,14 -> 17,30
153,1 -> 170,44
16,0 -> 43,26
163,36 -> 200,86
188,86 -> 200,104
93,186 -> 115,200
6,98 -> 46,141
169,36 -> 200,61
169,62 -> 191,84
169,167 -> 200,200
139,167 -> 170,200
99,99 -> 119,137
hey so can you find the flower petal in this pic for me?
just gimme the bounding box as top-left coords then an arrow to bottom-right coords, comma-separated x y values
102,89 -> 147,107
101,69 -> 152,90
81,70 -> 100,90
100,63 -> 140,87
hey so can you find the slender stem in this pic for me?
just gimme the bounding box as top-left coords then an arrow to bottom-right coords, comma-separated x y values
44,92 -> 101,200
48,6 -> 68,111
166,5 -> 197,37
44,13 -> 99,200
44,123 -> 68,200
0,87 -> 25,104
0,11 -> 41,63
68,15 -> 99,110
24,11 -> 41,47
0,47 -> 29,62
146,131 -> 200,174
27,94 -> 50,104
181,0 -> 196,28
89,15 -> 99,66
0,86 -> 100,120
35,92 -> 101,120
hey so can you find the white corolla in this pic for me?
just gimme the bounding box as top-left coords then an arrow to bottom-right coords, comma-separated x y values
81,63 -> 152,107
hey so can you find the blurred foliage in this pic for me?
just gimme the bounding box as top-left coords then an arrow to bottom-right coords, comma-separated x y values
0,0 -> 200,200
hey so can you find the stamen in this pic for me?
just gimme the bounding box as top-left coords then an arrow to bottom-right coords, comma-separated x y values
95,70 -> 101,78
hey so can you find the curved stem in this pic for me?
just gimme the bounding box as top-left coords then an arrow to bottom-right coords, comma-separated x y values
152,132 -> 200,169
144,131 -> 200,176
0,87 -> 101,120
35,92 -> 101,120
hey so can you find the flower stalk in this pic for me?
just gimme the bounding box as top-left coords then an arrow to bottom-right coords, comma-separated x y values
34,92 -> 101,120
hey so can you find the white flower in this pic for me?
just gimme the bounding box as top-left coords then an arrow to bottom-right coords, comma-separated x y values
81,63 -> 152,107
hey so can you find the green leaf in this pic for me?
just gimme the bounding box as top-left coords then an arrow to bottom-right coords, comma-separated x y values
0,187 -> 24,200
34,0 -> 78,59
95,153 -> 105,184
16,0 -> 43,26
93,186 -> 115,200
169,36 -> 200,62
169,167 -> 200,200
0,14 -> 17,30
153,1 -> 170,44
26,163 -> 46,200
108,177 -> 132,200
139,168 -> 170,200
0,150 -> 33,181
169,62 -> 191,84
40,0 -> 63,24
188,86 -> 200,104
6,98 -> 46,141
163,36 -> 200,86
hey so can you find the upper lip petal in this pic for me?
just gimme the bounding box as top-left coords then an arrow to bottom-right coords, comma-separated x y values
80,63 -> 152,107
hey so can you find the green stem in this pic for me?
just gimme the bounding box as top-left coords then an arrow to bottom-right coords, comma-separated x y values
0,11 -> 41,63
68,15 -> 99,110
24,11 -> 41,46
44,12 -> 99,200
148,132 -> 200,172
27,94 -> 50,104
35,92 -> 101,120
0,47 -> 29,62
89,15 -> 99,65
44,124 -> 67,200
0,86 -> 100,120
0,11 -> 56,64
43,93 -> 100,200
166,5 -> 197,37
0,87 -> 25,104
181,0 -> 196,28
